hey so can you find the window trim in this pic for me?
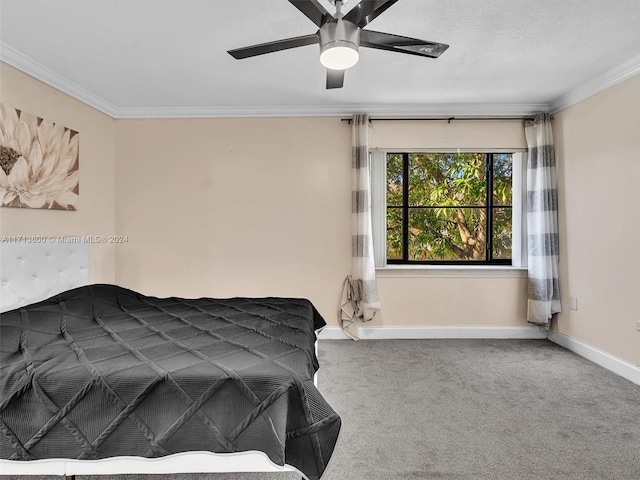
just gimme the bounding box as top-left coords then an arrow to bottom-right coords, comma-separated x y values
370,148 -> 527,269
376,264 -> 528,278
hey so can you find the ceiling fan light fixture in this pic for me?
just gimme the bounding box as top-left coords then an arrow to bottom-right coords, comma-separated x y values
319,19 -> 360,70
320,41 -> 359,70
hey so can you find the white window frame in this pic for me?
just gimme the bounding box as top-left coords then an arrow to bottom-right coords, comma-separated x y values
370,148 -> 527,269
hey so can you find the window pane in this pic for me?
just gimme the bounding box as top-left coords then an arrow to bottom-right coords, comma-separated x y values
492,207 -> 512,260
493,153 -> 513,206
387,207 -> 403,260
386,154 -> 403,207
408,153 -> 486,207
408,207 -> 487,261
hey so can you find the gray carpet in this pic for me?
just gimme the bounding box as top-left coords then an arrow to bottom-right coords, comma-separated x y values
318,339 -> 640,480
3,339 -> 640,479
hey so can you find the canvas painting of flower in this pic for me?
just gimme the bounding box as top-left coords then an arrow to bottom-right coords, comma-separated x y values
0,103 -> 79,210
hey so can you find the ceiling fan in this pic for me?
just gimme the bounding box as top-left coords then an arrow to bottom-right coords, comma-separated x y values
227,0 -> 449,89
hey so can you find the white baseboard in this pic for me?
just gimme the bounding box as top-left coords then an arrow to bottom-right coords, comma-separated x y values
318,325 -> 547,340
548,331 -> 640,387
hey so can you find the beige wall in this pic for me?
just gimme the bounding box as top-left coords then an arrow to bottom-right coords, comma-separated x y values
373,270 -> 528,327
114,118 -> 529,327
370,118 -> 527,150
0,63 -> 117,283
114,117 -> 352,321
554,75 -> 640,367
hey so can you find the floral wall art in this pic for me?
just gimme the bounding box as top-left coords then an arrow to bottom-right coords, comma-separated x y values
0,103 -> 79,210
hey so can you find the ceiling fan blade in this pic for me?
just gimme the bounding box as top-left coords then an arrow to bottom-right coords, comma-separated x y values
326,69 -> 345,89
343,0 -> 398,28
289,0 -> 333,27
360,30 -> 449,58
228,33 -> 319,59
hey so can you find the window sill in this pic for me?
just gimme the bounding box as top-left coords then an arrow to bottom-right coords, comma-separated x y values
376,265 -> 528,278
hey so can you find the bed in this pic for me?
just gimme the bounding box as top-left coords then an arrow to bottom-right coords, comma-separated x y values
0,242 -> 340,480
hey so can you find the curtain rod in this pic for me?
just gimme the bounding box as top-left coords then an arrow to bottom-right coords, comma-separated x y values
341,116 -> 540,124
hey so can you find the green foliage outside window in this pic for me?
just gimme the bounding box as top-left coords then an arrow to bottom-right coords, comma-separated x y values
387,152 -> 513,262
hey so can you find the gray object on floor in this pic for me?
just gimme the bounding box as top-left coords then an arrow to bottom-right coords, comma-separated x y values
3,339 -> 640,479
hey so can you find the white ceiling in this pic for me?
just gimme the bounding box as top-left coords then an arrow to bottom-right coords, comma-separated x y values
1,0 -> 639,118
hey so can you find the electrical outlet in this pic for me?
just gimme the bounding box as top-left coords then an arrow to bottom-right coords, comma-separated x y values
636,321 -> 640,332
570,297 -> 578,311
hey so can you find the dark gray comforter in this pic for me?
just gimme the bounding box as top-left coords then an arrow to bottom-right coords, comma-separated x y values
0,284 -> 340,480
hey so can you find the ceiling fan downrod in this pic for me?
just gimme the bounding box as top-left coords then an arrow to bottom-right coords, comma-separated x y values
332,0 -> 345,18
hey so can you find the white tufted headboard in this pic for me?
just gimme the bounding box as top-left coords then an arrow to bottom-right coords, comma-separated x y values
0,241 -> 89,313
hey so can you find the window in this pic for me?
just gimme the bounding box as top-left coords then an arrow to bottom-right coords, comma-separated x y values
383,152 -> 514,265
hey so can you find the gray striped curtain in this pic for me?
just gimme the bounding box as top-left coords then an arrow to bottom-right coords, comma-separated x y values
525,113 -> 561,326
339,113 -> 380,339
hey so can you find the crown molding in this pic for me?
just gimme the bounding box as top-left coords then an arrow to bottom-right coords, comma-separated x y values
113,102 -> 549,119
0,42 -> 120,117
549,53 -> 640,114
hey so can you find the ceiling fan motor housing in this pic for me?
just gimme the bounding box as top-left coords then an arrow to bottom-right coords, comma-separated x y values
319,19 -> 360,69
